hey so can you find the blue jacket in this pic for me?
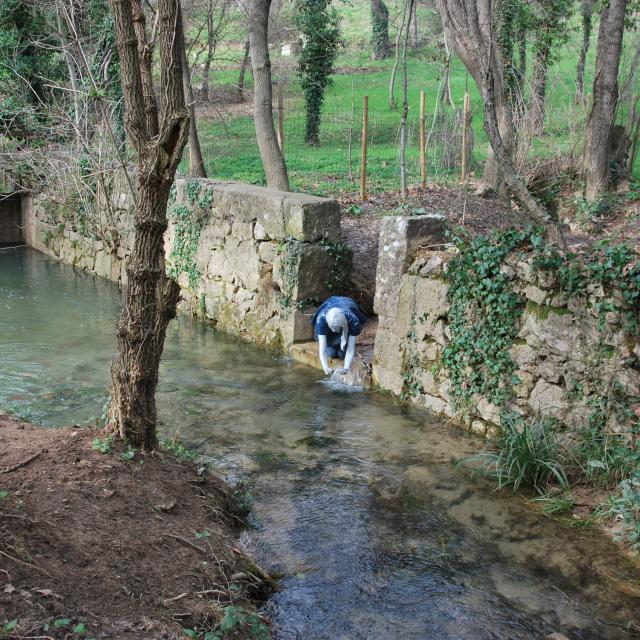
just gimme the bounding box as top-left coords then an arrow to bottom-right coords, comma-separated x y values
311,296 -> 367,341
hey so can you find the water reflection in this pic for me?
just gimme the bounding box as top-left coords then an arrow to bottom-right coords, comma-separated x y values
1,247 -> 638,639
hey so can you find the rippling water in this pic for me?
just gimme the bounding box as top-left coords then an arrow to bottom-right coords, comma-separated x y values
1,247 -> 638,640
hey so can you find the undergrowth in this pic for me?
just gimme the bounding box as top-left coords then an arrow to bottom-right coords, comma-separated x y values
463,412 -> 568,494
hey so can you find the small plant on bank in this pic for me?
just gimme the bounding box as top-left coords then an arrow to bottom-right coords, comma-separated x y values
91,436 -> 114,454
610,472 -> 640,550
183,606 -> 269,640
464,413 -> 569,494
161,438 -> 199,462
530,492 -> 575,515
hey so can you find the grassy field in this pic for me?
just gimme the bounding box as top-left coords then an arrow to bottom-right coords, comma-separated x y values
184,0 -> 639,196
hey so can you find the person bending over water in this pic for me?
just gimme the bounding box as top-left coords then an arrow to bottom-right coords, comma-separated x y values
311,296 -> 367,376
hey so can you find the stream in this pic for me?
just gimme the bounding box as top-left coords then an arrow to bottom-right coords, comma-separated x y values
1,246 -> 638,640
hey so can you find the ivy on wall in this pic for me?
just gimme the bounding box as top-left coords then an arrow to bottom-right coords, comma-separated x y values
166,180 -> 213,288
442,228 -> 530,410
440,227 -> 640,416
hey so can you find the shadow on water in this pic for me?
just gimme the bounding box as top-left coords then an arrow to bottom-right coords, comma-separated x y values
1,247 -> 639,640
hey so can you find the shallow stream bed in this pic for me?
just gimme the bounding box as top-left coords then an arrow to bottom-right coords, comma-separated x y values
1,247 -> 638,640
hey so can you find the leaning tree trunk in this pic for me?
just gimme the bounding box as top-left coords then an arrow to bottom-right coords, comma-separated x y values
370,0 -> 390,60
584,0 -> 628,201
180,24 -> 207,177
248,0 -> 290,190
108,0 -> 190,449
434,0 -> 563,243
576,0 -> 594,100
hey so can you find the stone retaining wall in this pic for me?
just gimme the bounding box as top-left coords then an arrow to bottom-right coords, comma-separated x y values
372,215 -> 640,436
25,178 -> 350,350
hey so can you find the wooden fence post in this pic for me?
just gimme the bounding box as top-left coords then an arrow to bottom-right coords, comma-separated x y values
419,90 -> 426,190
461,92 -> 471,181
360,95 -> 368,201
277,83 -> 285,155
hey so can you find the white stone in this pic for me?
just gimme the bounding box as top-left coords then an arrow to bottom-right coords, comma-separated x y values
529,378 -> 567,420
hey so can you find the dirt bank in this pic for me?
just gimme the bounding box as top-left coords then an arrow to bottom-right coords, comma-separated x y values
0,415 -> 272,639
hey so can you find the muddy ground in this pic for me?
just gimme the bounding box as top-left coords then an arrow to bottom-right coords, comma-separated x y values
0,415 -> 271,640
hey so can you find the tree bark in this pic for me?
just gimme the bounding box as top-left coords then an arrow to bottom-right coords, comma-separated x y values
201,0 -> 215,102
400,0 -> 414,199
576,0 -> 594,100
411,0 -> 418,48
180,23 -> 207,177
248,0 -> 290,190
56,10 -> 83,134
370,0 -> 390,60
108,0 -> 190,449
529,30 -> 551,134
584,0 -> 628,201
237,38 -> 250,101
388,0 -> 409,109
441,31 -> 455,109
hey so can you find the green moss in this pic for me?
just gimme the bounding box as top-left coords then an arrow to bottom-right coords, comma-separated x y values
524,300 -> 571,321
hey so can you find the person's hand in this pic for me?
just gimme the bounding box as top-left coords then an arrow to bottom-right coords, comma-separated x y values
323,367 -> 334,376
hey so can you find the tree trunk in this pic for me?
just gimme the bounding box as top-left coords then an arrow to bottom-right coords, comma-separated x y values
180,25 -> 207,177
56,11 -> 83,135
576,0 -> 594,100
400,0 -> 414,199
529,32 -> 551,134
584,0 -> 628,201
248,0 -> 290,190
201,0 -> 215,102
108,0 -> 190,449
370,0 -> 390,60
411,0 -> 418,48
517,26 -> 526,83
388,0 -> 409,109
441,31 -> 455,109
237,39 -> 250,101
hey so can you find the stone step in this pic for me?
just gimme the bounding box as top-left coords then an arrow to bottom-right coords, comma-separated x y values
289,341 -> 372,389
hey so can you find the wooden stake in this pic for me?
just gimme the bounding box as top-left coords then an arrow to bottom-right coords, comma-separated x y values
360,95 -> 368,201
419,90 -> 426,190
277,83 -> 285,154
461,92 -> 471,182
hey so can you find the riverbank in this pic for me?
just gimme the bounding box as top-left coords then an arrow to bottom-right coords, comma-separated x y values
0,415 -> 272,640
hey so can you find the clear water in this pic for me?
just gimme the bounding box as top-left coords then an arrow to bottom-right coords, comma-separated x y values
1,247 -> 639,640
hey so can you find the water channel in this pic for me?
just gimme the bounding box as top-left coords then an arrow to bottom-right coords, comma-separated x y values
1,246 -> 639,640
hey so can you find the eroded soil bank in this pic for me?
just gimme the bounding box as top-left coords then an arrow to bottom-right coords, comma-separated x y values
0,415 -> 271,639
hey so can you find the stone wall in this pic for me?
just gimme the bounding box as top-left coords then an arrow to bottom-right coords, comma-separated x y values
25,178 -> 350,350
372,215 -> 640,436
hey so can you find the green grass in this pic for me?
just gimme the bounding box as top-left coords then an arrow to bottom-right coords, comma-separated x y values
184,1 -> 640,195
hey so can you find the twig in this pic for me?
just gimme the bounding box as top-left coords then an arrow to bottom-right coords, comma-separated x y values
0,549 -> 52,577
161,592 -> 189,605
1,451 -> 42,474
161,533 -> 207,555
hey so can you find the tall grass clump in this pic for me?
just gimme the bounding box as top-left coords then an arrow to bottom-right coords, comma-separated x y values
464,413 -> 569,493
